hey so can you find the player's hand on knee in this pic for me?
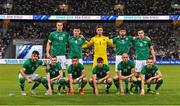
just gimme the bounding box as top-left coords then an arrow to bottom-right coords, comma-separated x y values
27,78 -> 32,83
147,78 -> 152,83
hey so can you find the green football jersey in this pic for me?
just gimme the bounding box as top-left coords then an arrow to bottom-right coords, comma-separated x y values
133,36 -> 151,60
68,63 -> 84,79
48,31 -> 69,56
92,64 -> 110,79
67,36 -> 85,59
46,62 -> 62,79
22,59 -> 43,74
141,64 -> 158,80
113,35 -> 132,55
117,60 -> 135,76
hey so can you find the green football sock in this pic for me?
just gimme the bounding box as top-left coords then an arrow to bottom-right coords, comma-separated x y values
19,78 -> 25,91
31,82 -> 40,90
155,79 -> 163,91
113,79 -> 120,91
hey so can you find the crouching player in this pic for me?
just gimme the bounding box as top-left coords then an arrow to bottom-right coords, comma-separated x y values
140,58 -> 163,95
89,57 -> 112,95
18,51 -> 48,96
66,56 -> 87,95
113,53 -> 138,95
46,56 -> 66,95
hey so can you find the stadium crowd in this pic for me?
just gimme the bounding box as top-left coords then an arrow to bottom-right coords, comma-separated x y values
0,0 -> 179,15
1,21 -> 179,60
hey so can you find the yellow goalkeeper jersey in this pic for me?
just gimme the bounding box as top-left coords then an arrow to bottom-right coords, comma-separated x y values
82,35 -> 114,67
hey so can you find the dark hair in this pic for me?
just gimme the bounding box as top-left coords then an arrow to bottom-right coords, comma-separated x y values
96,25 -> 103,29
137,28 -> 144,32
72,56 -> 79,59
32,50 -> 39,56
147,57 -> 153,60
119,27 -> 126,31
73,26 -> 80,30
97,57 -> 103,63
51,55 -> 57,58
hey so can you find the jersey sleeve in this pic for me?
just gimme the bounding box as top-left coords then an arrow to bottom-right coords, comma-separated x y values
107,37 -> 115,47
82,37 -> 94,48
79,63 -> 85,71
67,66 -> 72,74
80,38 -> 86,45
22,60 -> 29,69
48,32 -> 53,42
105,64 -> 110,72
141,66 -> 146,75
38,60 -> 43,65
92,66 -> 97,75
154,65 -> 159,73
46,68 -> 49,73
57,63 -> 62,70
112,37 -> 116,44
117,63 -> 123,71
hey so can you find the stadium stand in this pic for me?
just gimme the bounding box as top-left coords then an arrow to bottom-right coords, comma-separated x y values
0,0 -> 179,15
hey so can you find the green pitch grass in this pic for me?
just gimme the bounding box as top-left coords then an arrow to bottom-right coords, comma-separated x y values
0,64 -> 180,105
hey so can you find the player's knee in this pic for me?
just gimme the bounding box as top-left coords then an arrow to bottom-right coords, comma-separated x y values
59,79 -> 65,85
107,78 -> 112,83
19,78 -> 25,83
40,77 -> 47,84
157,79 -> 163,84
113,76 -> 118,80
82,78 -> 88,83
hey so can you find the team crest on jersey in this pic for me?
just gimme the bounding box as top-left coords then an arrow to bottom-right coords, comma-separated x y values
139,43 -> 143,47
75,40 -> 78,44
59,37 -> 63,40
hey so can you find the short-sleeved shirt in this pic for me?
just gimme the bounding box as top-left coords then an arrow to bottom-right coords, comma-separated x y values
48,31 -> 69,56
118,60 -> 135,76
133,36 -> 152,60
92,64 -> 110,79
22,59 -> 43,74
113,35 -> 133,55
67,36 -> 85,59
141,65 -> 158,80
46,62 -> 62,79
68,63 -> 84,79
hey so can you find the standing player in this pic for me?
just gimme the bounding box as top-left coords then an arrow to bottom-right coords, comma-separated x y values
46,21 -> 69,91
140,58 -> 163,95
82,25 -> 114,68
89,57 -> 112,95
133,29 -> 156,73
67,27 -> 85,67
46,56 -> 66,95
66,56 -> 87,95
114,53 -> 137,95
18,51 -> 48,95
112,27 -> 133,72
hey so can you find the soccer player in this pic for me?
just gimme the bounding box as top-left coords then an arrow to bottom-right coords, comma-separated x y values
46,21 -> 69,91
89,57 -> 112,95
18,51 -> 48,96
66,56 -> 87,95
67,27 -> 85,67
140,58 -> 163,95
46,56 -> 66,95
112,27 -> 133,72
46,21 -> 69,71
133,29 -> 156,73
82,25 -> 114,68
113,53 -> 138,95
